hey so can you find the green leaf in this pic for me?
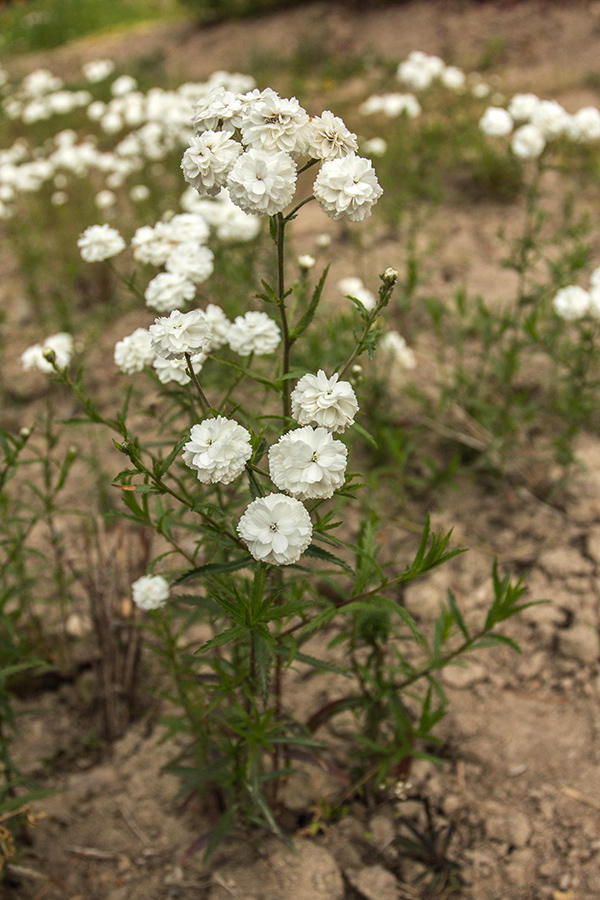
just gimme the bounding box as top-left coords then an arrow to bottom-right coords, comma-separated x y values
134,484 -> 162,494
195,624 -> 247,653
157,437 -> 187,477
204,806 -> 236,863
286,649 -> 351,677
254,633 -> 272,704
304,544 -> 354,573
352,421 -> 379,449
174,557 -> 251,585
470,634 -> 521,652
447,589 -> 470,641
291,264 -> 329,341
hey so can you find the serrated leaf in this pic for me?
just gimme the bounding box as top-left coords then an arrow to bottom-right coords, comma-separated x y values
174,557 -> 250,585
286,649 -> 351,677
304,544 -> 353,573
195,624 -> 246,653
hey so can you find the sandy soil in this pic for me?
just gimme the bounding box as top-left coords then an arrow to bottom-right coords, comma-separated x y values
3,2 -> 600,899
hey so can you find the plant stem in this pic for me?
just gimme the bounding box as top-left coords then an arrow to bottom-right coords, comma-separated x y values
184,353 -> 213,412
274,213 -> 292,420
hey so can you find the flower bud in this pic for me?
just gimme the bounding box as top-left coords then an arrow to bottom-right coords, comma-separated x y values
19,426 -> 32,440
42,347 -> 56,364
350,364 -> 364,385
382,267 -> 398,287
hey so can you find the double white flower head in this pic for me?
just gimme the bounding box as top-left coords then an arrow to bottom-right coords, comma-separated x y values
552,274 -> 600,322
181,87 -> 382,223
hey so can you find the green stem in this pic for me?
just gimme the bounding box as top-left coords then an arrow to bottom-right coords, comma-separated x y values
284,194 -> 315,221
184,353 -> 213,412
154,613 -> 208,768
274,214 -> 292,420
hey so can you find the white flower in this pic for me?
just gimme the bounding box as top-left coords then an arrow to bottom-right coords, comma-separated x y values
360,93 -> 420,118
306,111 -> 358,160
165,243 -> 214,284
82,59 -> 115,83
479,107 -> 513,137
22,333 -> 74,373
95,189 -> 116,209
181,130 -> 242,196
192,87 -> 244,134
313,155 -> 382,222
553,286 -> 590,321
511,124 -> 545,159
379,331 -> 416,369
149,309 -> 212,360
237,493 -> 312,565
145,272 -> 196,313
111,75 -> 137,97
268,426 -> 348,500
338,276 -> 376,311
78,224 -> 125,262
531,100 -> 570,140
567,107 -> 600,142
471,81 -> 491,99
216,203 -> 261,243
131,222 -> 174,266
182,416 -> 252,484
114,328 -> 155,373
589,266 -> 600,290
291,370 -> 358,433
131,574 -> 169,611
226,149 -> 297,216
227,311 -> 281,356
440,66 -> 465,90
361,137 -> 388,157
588,287 -> 600,318
241,93 -> 313,155
204,303 -> 232,350
396,52 -> 443,91
130,184 -> 150,202
508,93 -> 540,123
153,352 -> 206,385
298,254 -> 315,269
168,213 -> 210,245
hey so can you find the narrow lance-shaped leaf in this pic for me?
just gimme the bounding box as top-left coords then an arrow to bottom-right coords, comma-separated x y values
291,264 -> 330,342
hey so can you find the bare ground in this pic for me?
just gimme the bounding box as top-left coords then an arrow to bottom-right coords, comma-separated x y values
3,2 -> 600,899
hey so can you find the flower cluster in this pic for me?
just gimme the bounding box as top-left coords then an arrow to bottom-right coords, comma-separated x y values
397,51 -> 466,93
480,93 -> 600,159
0,67 -> 257,220
359,93 -> 421,119
181,87 -> 382,222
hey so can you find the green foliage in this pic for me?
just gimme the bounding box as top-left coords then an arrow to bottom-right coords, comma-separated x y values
0,0 -> 181,57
